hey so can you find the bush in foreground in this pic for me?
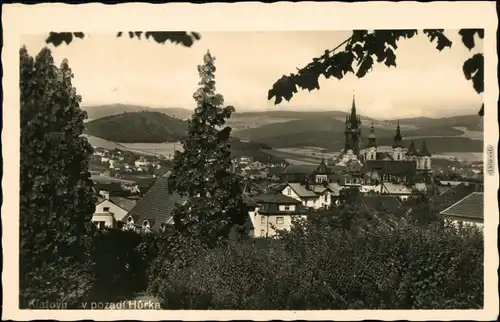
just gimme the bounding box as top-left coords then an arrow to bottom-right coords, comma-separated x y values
153,214 -> 483,309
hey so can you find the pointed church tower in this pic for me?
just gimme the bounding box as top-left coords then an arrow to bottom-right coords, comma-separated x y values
314,157 -> 330,183
344,94 -> 362,157
406,140 -> 418,158
367,121 -> 377,147
417,139 -> 432,170
419,140 -> 431,157
392,120 -> 404,161
364,121 -> 377,161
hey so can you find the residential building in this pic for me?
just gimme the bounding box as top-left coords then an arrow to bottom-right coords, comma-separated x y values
91,191 -> 137,229
439,192 -> 484,228
126,174 -> 261,232
281,181 -> 342,210
250,193 -> 306,238
125,174 -> 186,231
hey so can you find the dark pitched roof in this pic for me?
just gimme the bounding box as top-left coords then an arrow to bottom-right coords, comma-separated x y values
94,182 -> 125,193
253,193 -> 302,205
109,196 -> 137,212
346,159 -> 363,172
287,183 -> 318,198
406,141 -> 418,156
315,159 -> 329,174
362,196 -> 402,214
242,193 -> 258,207
440,192 -> 483,221
241,180 -> 267,195
418,140 -> 432,157
365,160 -> 416,176
375,152 -> 394,161
127,176 -> 187,230
257,201 -> 307,215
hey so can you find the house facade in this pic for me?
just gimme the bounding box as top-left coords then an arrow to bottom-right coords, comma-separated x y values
91,191 -> 137,229
250,194 -> 305,238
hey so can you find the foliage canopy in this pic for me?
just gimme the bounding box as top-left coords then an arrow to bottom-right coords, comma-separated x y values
267,29 -> 484,115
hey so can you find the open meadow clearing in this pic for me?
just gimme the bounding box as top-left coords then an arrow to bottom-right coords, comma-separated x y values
119,142 -> 183,157
229,116 -> 300,131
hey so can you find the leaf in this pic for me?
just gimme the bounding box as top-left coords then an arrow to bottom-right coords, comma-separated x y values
268,75 -> 298,104
384,48 -> 397,68
458,29 -> 484,50
45,32 -> 84,47
423,29 -> 452,51
356,55 -> 374,78
462,53 -> 484,94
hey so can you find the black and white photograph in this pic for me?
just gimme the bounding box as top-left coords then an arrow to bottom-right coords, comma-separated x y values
2,2 -> 498,321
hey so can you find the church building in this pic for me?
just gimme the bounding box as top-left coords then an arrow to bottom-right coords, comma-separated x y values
335,95 -> 433,185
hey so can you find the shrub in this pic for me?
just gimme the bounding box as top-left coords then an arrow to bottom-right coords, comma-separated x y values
154,212 -> 483,309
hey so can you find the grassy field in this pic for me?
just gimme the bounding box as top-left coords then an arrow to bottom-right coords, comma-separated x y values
264,149 -> 327,165
229,117 -> 300,131
438,152 -> 483,162
91,175 -> 135,185
83,135 -> 174,157
119,142 -> 183,157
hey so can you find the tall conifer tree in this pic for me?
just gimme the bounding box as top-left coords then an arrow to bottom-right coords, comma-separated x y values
168,51 -> 247,245
19,46 -> 95,303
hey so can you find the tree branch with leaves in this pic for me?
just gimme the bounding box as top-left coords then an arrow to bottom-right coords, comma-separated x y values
45,31 -> 201,47
268,29 -> 484,115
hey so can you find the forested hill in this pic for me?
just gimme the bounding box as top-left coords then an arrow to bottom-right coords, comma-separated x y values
84,111 -> 188,143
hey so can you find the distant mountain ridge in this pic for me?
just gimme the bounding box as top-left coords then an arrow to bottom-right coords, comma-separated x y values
82,104 -> 482,153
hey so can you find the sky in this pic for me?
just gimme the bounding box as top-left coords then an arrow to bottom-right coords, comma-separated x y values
21,30 -> 483,119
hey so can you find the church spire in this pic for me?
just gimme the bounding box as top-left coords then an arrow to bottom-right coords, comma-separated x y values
392,120 -> 403,148
349,93 -> 361,129
418,139 -> 432,157
406,140 -> 418,156
367,121 -> 377,148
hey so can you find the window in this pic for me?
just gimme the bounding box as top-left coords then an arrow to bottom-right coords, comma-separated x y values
276,217 -> 284,225
103,207 -> 110,212
142,220 -> 150,230
397,154 -> 400,160
286,187 -> 291,195
261,229 -> 265,236
424,159 -> 429,169
261,216 -> 266,224
284,205 -> 290,211
95,221 -> 105,229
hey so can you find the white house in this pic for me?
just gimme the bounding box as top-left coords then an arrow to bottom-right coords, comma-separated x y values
250,194 -> 305,238
281,182 -> 342,210
91,191 -> 137,229
440,192 -> 484,229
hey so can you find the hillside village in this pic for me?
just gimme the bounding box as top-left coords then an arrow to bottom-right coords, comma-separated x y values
89,96 -> 485,235
18,27 -> 488,312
